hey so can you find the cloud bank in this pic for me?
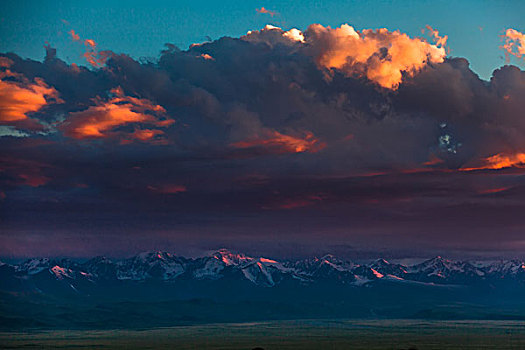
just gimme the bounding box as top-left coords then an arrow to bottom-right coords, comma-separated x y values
1,23 -> 525,257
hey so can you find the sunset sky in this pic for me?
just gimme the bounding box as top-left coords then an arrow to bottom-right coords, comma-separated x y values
1,1 -> 525,259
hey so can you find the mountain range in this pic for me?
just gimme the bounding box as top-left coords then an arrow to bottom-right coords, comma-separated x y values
3,249 -> 525,288
2,249 -> 525,329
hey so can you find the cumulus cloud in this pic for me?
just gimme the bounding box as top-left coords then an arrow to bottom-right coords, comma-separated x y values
305,24 -> 446,89
283,28 -> 305,43
1,23 -> 522,169
242,22 -> 447,93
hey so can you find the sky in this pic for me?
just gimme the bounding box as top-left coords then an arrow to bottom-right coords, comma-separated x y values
1,0 -> 524,79
1,1 -> 525,259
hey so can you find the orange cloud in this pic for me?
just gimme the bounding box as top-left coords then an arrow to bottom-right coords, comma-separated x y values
231,130 -> 324,154
0,60 -> 62,129
82,38 -> 111,67
60,87 -> 174,142
502,28 -> 525,62
423,154 -> 445,166
425,25 -> 448,47
131,129 -> 165,141
0,57 -> 13,68
307,24 -> 446,89
478,187 -> 512,195
462,152 -> 525,171
256,7 -> 277,17
69,30 -> 80,41
67,30 -> 110,67
84,39 -> 96,48
83,50 -> 111,68
199,53 -> 214,60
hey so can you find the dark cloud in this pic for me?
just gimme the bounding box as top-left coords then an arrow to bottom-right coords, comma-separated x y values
1,24 -> 525,258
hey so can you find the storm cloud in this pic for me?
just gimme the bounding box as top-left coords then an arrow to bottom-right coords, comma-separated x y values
1,24 -> 525,258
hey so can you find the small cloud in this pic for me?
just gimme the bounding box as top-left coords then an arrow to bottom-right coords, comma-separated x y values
425,25 -> 448,47
0,126 -> 30,138
502,28 -> 525,62
283,28 -> 305,43
198,53 -> 214,60
69,30 -> 80,42
66,30 -> 110,67
256,7 -> 277,17
231,130 -> 325,155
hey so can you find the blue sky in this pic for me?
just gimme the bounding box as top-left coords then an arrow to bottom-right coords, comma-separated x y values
1,0 -> 524,80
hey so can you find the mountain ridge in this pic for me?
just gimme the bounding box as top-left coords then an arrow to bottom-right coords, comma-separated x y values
3,249 -> 525,289
2,249 -> 525,329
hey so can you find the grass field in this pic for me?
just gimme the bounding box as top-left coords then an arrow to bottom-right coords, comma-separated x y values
1,319 -> 525,349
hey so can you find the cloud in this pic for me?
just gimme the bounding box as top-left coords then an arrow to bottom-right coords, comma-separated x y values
0,59 -> 62,130
305,24 -> 446,89
198,53 -> 214,60
425,25 -> 448,47
0,79 -> 58,126
461,152 -> 525,171
59,86 -> 174,142
231,130 -> 324,155
0,157 -> 51,187
282,28 -> 305,43
256,7 -> 277,17
66,29 -> 111,67
69,30 -> 80,42
2,23 -> 525,256
0,57 -> 13,68
83,44 -> 111,68
243,25 -> 306,47
503,28 -> 525,61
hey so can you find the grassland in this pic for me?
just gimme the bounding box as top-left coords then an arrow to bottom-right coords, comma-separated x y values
1,319 -> 525,349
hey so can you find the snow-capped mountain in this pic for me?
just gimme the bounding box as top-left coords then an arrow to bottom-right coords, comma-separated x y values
115,251 -> 188,281
1,250 -> 524,295
484,259 -> 525,278
405,256 -> 486,283
3,250 -> 525,330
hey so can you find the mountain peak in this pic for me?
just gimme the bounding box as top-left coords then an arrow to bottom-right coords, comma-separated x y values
373,258 -> 390,266
422,255 -> 451,265
211,249 -> 252,266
